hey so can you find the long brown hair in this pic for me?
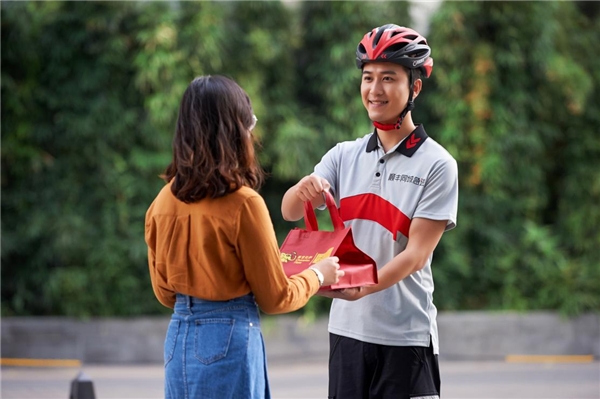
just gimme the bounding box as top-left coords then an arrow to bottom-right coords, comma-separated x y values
163,75 -> 265,203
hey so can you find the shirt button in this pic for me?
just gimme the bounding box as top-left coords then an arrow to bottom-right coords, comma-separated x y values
379,159 -> 385,164
249,322 -> 253,327
375,172 -> 381,177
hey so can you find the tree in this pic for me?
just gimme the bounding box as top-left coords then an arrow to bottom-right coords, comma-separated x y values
421,1 -> 600,314
3,1 -> 597,317
2,2 -> 172,316
1,1 -> 315,317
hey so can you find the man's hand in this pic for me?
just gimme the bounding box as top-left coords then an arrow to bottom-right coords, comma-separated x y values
294,175 -> 331,203
282,175 -> 331,221
317,286 -> 371,301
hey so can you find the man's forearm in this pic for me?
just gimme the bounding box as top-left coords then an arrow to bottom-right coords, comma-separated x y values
281,187 -> 304,221
374,248 -> 427,292
374,218 -> 446,293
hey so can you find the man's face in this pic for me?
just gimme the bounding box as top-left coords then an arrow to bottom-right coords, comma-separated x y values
360,62 -> 411,125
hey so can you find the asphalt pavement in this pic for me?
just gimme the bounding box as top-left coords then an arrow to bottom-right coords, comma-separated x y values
2,358 -> 599,399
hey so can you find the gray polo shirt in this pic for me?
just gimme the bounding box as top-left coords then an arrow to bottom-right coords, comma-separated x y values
313,125 -> 458,354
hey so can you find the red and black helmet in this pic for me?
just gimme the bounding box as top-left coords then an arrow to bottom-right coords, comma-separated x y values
356,24 -> 433,78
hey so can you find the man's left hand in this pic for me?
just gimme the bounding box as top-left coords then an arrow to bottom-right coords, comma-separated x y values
317,287 -> 370,301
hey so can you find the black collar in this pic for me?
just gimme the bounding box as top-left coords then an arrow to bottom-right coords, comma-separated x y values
366,124 -> 429,157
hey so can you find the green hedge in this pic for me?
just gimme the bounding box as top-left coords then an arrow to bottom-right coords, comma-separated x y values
2,1 -> 598,317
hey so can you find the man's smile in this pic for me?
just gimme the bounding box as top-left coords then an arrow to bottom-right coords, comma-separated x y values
369,100 -> 388,107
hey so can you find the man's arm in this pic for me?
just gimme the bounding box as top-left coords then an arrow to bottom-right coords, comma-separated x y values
281,175 -> 330,221
323,217 -> 447,300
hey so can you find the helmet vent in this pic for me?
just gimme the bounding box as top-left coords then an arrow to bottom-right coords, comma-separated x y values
412,49 -> 429,57
373,29 -> 386,46
386,43 -> 407,53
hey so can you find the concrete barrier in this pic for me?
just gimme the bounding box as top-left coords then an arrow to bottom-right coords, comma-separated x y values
1,312 -> 598,364
437,311 -> 599,360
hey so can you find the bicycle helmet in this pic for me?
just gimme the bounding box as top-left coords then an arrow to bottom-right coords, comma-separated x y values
356,24 -> 433,130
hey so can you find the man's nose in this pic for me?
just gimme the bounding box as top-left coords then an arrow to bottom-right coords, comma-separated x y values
370,80 -> 383,95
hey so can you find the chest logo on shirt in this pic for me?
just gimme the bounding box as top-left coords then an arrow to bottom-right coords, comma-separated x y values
388,173 -> 426,186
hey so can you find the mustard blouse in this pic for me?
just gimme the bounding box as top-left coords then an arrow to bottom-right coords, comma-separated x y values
145,183 -> 319,313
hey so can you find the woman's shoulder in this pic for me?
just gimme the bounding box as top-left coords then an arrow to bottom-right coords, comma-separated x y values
218,186 -> 265,209
234,185 -> 261,199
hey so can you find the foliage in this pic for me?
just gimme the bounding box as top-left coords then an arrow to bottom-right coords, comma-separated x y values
2,2 -> 170,316
2,1 -> 598,317
421,1 -> 600,315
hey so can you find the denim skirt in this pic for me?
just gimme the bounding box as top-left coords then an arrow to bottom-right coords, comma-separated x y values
164,293 -> 271,399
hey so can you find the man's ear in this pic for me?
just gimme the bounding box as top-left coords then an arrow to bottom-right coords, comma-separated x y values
412,78 -> 423,99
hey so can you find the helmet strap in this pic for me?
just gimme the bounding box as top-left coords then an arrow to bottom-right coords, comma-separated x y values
372,69 -> 415,131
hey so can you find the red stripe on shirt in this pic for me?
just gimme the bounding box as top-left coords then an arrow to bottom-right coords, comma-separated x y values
339,194 -> 411,240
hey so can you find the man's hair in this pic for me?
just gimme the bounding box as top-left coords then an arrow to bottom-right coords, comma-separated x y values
406,66 -> 422,82
162,75 -> 264,203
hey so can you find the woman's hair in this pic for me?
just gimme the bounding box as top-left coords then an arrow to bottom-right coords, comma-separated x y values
162,75 -> 265,203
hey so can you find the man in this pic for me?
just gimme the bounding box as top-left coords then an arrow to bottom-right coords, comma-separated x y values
281,24 -> 458,399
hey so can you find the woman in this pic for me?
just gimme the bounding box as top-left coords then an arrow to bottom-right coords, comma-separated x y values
145,75 -> 342,399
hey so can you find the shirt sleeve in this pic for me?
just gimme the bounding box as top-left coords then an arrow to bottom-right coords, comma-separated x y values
235,195 -> 321,314
145,213 -> 176,308
314,144 -> 341,198
413,157 -> 459,231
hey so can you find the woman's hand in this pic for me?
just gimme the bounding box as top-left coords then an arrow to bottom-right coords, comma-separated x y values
311,256 -> 344,286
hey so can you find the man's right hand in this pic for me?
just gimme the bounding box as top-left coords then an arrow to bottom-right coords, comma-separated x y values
294,175 -> 331,203
282,175 -> 331,221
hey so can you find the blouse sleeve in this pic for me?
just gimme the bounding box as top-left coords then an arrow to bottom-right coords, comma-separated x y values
145,212 -> 176,309
235,195 -> 320,314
